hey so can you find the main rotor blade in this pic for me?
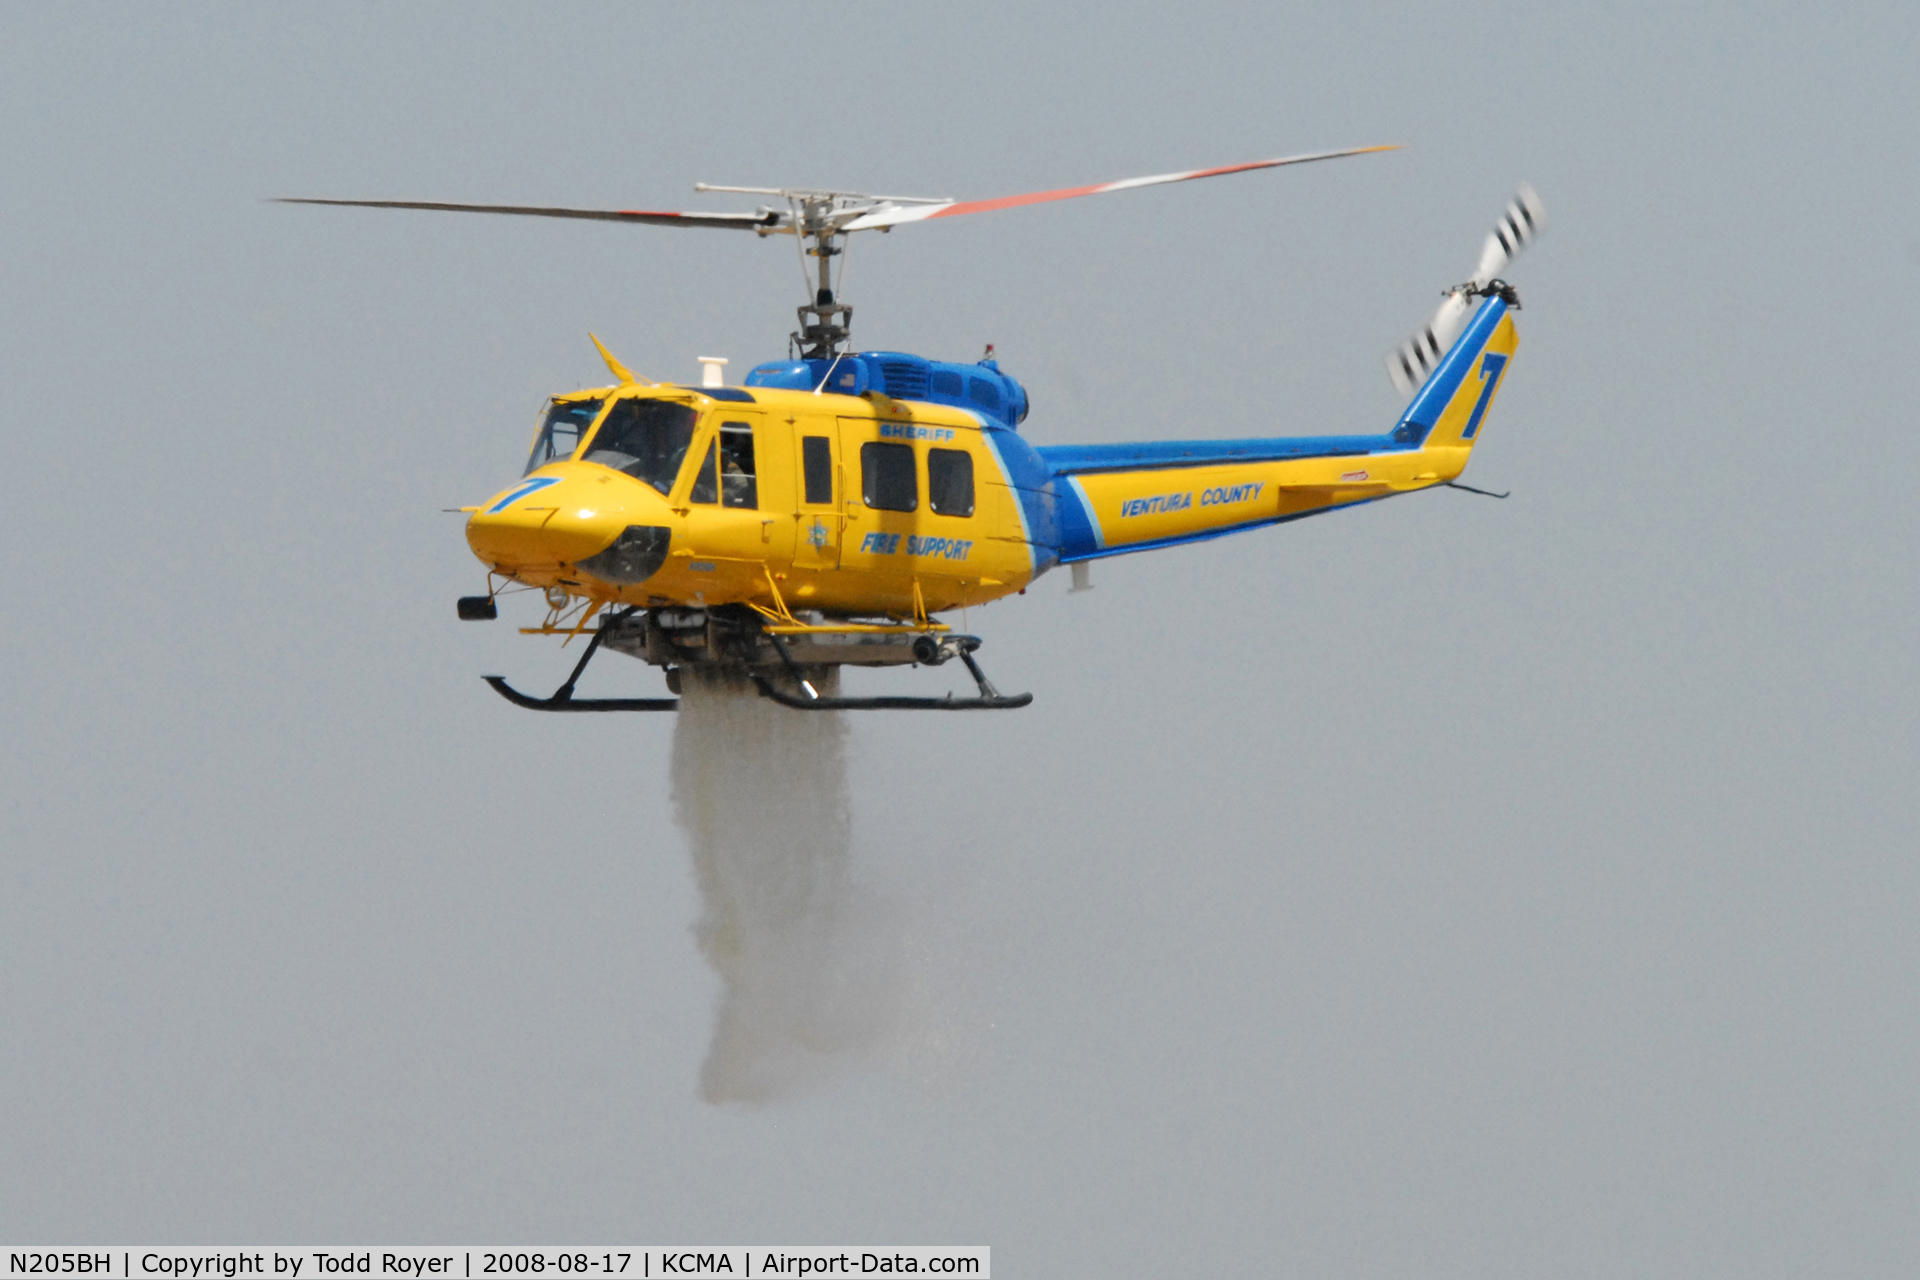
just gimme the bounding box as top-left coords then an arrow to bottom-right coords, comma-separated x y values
275,197 -> 781,232
838,144 -> 1400,231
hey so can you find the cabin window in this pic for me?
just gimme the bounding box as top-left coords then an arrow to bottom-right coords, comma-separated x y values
689,439 -> 719,504
581,398 -> 698,495
860,442 -> 917,512
719,421 -> 757,509
525,398 -> 605,475
927,448 -> 975,517
801,436 -> 834,504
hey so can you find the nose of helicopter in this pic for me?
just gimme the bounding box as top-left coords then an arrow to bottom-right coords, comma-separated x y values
466,470 -> 663,582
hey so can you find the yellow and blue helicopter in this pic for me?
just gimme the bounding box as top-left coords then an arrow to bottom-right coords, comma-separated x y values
283,150 -> 1543,711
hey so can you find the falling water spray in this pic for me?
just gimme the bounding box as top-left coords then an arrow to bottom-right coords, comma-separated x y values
670,667 -> 903,1103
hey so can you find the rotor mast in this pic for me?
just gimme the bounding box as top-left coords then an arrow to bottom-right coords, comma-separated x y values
792,196 -> 852,359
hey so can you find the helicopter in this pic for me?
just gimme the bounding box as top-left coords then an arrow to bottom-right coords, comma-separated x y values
281,148 -> 1544,711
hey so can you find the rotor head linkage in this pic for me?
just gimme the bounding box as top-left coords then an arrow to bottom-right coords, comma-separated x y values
779,194 -> 870,358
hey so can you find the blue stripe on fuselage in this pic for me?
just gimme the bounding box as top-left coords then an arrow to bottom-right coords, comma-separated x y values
981,424 -> 1064,576
1065,476 -> 1104,551
485,475 -> 562,514
1037,435 -> 1391,476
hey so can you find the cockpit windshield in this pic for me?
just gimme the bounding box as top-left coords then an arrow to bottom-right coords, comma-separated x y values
581,398 -> 699,495
525,398 -> 605,476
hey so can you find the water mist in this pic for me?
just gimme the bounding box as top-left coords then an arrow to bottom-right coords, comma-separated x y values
670,668 -> 903,1103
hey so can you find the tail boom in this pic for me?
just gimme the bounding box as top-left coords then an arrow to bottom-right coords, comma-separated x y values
1036,296 -> 1517,563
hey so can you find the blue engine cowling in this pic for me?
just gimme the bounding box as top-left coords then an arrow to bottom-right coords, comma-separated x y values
745,351 -> 1029,428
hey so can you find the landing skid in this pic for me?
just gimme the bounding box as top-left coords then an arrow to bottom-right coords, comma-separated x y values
751,634 -> 1032,712
480,606 -> 1030,712
482,676 -> 678,712
482,612 -> 679,712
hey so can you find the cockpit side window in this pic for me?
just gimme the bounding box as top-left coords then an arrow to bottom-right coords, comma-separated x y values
525,398 -> 605,475
581,398 -> 699,494
718,422 -> 757,509
688,440 -> 719,504
687,421 -> 758,507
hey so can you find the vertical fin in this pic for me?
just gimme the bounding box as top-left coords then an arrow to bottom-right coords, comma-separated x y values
1401,299 -> 1519,451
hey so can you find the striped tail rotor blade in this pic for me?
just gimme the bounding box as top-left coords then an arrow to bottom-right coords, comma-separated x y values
1388,185 -> 1546,394
1387,290 -> 1471,396
1470,183 -> 1547,286
840,144 -> 1401,231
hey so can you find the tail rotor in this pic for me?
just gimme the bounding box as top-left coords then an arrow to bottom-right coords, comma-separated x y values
1387,184 -> 1546,395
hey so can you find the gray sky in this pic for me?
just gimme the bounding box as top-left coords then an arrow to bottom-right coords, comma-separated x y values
3,2 -> 1917,1272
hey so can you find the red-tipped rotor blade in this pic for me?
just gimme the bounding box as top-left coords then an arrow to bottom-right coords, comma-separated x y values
839,144 -> 1400,231
275,197 -> 781,232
